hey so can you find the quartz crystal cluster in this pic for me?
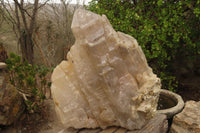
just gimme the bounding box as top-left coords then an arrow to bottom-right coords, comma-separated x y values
51,9 -> 161,130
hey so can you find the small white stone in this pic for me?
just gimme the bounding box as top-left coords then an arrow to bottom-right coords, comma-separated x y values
0,62 -> 6,69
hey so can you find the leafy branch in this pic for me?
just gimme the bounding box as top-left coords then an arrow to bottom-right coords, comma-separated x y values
6,53 -> 51,113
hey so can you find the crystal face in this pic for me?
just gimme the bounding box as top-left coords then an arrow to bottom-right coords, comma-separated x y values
51,9 -> 161,130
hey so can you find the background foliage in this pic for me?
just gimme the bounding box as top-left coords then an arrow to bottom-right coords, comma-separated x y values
88,0 -> 200,91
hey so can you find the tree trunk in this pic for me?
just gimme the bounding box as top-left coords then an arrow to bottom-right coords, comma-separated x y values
20,32 -> 34,64
26,33 -> 34,65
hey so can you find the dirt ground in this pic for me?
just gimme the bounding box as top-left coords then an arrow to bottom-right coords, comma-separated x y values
177,76 -> 200,102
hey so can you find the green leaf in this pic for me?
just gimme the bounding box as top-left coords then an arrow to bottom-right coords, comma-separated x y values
32,88 -> 38,96
157,0 -> 163,6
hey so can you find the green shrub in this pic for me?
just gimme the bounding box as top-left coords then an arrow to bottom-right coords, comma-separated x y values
88,0 -> 200,91
6,53 -> 51,113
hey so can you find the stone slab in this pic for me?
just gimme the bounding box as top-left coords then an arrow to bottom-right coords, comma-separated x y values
170,100 -> 200,133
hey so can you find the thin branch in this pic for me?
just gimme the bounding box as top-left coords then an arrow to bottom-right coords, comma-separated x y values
13,0 -> 32,18
16,0 -> 29,33
33,34 -> 50,67
15,2 -> 21,32
29,0 -> 39,34
0,0 -> 17,25
38,0 -> 50,9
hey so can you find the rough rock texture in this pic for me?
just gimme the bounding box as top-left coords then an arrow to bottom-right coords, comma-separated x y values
63,114 -> 168,133
51,9 -> 161,130
0,69 -> 25,126
170,100 -> 200,133
77,114 -> 168,133
128,114 -> 168,133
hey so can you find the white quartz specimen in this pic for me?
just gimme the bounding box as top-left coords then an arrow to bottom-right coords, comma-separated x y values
51,9 -> 161,130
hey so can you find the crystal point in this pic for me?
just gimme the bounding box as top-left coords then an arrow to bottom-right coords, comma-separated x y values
51,9 -> 161,130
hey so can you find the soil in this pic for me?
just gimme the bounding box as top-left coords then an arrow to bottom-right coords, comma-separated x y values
174,56 -> 200,102
178,88 -> 200,102
176,75 -> 200,102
